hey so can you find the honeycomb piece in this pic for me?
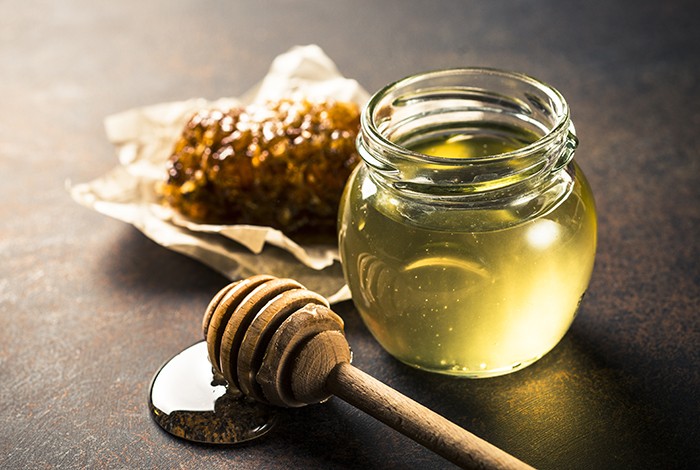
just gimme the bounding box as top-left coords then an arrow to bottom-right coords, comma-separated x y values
159,99 -> 361,237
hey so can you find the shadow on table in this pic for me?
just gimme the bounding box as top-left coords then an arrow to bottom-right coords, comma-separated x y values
97,227 -> 233,296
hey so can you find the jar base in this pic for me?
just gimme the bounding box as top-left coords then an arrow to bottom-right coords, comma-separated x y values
395,355 -> 544,379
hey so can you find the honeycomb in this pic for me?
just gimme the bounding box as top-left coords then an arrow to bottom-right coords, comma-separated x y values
159,99 -> 361,237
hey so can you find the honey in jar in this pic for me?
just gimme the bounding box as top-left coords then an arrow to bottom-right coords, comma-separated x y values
338,69 -> 597,377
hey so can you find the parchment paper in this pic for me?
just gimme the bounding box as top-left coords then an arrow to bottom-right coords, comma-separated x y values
69,45 -> 368,302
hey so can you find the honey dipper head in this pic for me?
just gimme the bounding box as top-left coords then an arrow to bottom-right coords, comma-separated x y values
202,276 -> 352,407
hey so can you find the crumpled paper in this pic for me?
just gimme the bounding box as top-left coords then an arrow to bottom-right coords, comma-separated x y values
69,45 -> 369,302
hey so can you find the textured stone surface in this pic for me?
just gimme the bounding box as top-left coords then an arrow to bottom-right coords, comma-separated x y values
1,1 -> 698,468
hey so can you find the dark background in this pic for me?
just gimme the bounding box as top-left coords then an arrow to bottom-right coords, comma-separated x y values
1,1 -> 698,468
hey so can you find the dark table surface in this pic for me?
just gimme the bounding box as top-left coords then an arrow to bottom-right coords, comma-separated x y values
2,1 -> 698,469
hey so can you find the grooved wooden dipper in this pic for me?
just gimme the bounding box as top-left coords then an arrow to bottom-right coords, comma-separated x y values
202,275 -> 533,470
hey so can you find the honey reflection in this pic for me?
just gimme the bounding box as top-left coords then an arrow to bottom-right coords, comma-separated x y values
356,252 -> 398,314
399,331 -> 668,469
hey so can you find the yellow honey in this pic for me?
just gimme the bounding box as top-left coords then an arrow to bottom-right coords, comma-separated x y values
339,69 -> 597,377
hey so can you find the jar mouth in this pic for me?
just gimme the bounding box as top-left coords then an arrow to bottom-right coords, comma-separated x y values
359,68 -> 576,194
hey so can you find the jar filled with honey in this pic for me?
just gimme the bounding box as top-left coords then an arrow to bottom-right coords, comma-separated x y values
338,68 -> 597,377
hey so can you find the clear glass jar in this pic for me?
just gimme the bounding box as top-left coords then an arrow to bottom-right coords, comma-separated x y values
338,68 -> 597,378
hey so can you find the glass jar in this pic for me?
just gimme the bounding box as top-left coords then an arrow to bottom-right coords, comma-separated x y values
338,68 -> 597,378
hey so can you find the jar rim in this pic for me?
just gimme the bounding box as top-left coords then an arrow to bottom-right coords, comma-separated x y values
361,67 -> 573,166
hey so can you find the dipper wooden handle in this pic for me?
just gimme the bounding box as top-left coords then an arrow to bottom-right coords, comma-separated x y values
203,276 -> 533,470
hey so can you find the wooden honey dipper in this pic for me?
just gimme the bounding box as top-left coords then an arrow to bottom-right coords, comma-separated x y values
202,275 -> 533,470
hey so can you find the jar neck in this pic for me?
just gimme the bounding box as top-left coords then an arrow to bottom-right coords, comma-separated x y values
357,68 -> 578,199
